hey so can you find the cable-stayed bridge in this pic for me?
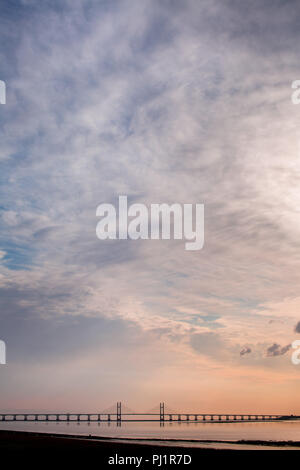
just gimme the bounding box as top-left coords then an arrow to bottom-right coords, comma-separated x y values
0,402 -> 299,423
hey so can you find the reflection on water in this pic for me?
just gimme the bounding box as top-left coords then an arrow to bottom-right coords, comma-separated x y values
1,420 -> 300,443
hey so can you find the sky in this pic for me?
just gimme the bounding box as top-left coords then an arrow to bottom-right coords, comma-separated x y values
1,0 -> 300,414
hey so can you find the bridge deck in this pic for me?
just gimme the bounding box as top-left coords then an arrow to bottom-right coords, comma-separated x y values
0,413 -> 297,423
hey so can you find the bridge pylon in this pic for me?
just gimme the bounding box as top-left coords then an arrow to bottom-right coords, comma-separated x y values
117,402 -> 122,422
160,402 -> 165,422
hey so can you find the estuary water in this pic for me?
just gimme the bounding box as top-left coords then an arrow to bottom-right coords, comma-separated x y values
1,420 -> 300,449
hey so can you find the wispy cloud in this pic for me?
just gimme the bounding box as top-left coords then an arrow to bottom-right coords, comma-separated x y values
294,321 -> 300,333
1,0 -> 300,410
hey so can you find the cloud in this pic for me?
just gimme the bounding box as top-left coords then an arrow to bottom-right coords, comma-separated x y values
240,347 -> 251,356
190,332 -> 227,359
266,343 -> 291,357
1,0 -> 300,408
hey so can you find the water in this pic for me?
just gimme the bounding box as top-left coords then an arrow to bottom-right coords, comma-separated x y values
1,420 -> 300,449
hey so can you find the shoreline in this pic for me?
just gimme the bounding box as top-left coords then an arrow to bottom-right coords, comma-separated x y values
1,429 -> 300,451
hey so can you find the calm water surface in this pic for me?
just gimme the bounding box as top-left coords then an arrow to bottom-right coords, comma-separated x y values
1,420 -> 300,445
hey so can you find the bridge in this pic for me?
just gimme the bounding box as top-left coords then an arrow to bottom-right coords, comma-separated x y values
0,403 -> 298,423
